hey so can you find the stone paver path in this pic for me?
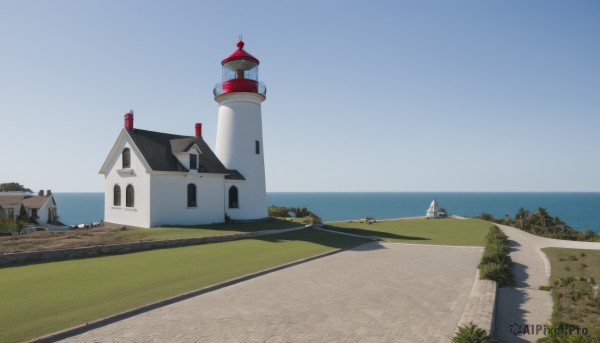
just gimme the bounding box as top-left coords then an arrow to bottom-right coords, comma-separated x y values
60,243 -> 482,343
493,224 -> 600,342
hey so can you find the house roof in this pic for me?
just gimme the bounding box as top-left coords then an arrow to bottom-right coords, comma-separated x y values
126,129 -> 240,176
225,169 -> 246,180
22,196 -> 54,209
427,199 -> 439,213
0,195 -> 24,206
0,195 -> 52,209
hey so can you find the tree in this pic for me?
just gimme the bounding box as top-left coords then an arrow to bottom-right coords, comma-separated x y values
515,207 -> 530,229
452,324 -> 496,343
536,207 -> 551,233
583,228 -> 597,241
0,182 -> 32,192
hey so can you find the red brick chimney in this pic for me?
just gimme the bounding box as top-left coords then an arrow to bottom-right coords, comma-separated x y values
124,111 -> 134,131
195,123 -> 202,138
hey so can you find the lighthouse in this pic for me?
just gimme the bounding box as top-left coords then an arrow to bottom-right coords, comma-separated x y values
214,39 -> 268,220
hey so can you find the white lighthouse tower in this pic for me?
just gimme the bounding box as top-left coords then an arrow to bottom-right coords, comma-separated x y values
214,39 -> 268,220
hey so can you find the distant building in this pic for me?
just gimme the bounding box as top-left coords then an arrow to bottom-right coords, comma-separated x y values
426,199 -> 440,218
0,190 -> 58,224
98,39 -> 268,228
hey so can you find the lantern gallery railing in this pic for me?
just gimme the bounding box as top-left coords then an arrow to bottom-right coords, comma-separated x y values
213,80 -> 267,97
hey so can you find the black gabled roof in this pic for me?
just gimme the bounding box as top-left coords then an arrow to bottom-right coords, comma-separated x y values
126,129 -> 232,175
225,169 -> 246,180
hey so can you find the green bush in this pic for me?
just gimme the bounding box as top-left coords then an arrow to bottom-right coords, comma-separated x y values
268,205 -> 317,219
479,225 -> 514,286
480,250 -> 512,266
0,216 -> 21,233
483,242 -> 509,255
452,323 -> 496,343
480,262 -> 514,286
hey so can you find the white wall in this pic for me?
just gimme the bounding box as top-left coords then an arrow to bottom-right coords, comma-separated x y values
103,139 -> 152,228
37,197 -> 52,224
215,93 -> 268,220
149,173 -> 225,226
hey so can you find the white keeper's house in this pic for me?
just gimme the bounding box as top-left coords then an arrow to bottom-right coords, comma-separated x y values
99,40 -> 268,228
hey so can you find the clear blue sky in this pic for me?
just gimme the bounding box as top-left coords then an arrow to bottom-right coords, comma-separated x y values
1,1 -> 599,192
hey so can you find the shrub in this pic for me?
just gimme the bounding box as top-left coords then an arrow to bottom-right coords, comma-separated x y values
0,216 -> 21,233
268,205 -> 318,219
480,262 -> 514,286
480,250 -> 512,266
452,323 -> 496,343
478,213 -> 498,222
483,242 -> 509,255
479,225 -> 514,286
568,255 -> 578,261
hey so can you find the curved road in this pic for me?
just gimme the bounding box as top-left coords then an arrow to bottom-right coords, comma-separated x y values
493,224 -> 600,342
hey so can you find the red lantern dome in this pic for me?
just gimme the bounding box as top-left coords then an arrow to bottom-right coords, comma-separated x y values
214,39 -> 266,98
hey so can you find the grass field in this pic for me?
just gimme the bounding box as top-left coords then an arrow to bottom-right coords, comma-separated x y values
0,218 -> 301,253
0,229 -> 370,343
325,218 -> 491,246
125,218 -> 302,240
542,248 -> 600,332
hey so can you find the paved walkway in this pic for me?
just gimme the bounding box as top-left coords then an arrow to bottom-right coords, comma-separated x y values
493,224 -> 600,342
60,243 -> 482,343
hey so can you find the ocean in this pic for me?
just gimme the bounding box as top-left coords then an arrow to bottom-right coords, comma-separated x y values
52,192 -> 600,232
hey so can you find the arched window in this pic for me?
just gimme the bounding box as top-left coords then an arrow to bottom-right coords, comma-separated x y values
113,185 -> 121,206
126,185 -> 134,207
228,185 -> 238,208
122,148 -> 131,169
187,184 -> 197,207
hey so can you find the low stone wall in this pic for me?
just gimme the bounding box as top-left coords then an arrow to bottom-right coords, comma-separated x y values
0,227 -> 304,266
456,270 -> 498,335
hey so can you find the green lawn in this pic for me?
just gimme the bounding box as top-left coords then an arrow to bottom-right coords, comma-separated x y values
120,218 -> 301,241
0,229 -> 370,343
325,218 -> 492,246
542,248 -> 600,332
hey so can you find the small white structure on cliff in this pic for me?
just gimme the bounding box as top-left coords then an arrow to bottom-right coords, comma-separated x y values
98,39 -> 268,228
426,199 -> 440,218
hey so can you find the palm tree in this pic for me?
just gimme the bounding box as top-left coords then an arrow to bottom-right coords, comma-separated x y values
452,324 -> 497,343
535,207 -> 551,235
515,207 -> 530,230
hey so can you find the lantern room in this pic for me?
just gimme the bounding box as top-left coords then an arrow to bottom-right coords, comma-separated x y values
214,40 -> 266,97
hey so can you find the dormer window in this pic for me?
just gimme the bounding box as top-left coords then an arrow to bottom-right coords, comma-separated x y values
190,154 -> 197,170
122,148 -> 131,169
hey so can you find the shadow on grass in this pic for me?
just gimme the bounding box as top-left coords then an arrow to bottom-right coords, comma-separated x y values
160,217 -> 300,233
253,228 -> 376,250
320,225 -> 429,242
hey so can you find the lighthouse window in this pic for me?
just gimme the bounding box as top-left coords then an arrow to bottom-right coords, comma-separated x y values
126,185 -> 135,208
255,141 -> 260,154
190,154 -> 197,170
122,148 -> 131,169
113,185 -> 121,206
228,186 -> 239,208
187,184 -> 197,207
